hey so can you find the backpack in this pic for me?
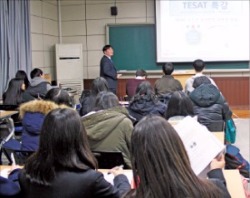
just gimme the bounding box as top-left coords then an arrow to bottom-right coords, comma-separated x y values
225,144 -> 250,178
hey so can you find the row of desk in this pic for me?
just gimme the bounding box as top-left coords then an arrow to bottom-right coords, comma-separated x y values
0,165 -> 246,198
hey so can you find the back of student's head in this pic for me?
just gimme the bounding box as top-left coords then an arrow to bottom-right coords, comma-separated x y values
16,70 -> 28,80
165,91 -> 194,119
3,78 -> 25,105
193,59 -> 205,72
94,91 -> 119,111
193,76 -> 211,89
44,88 -> 71,107
131,115 -> 194,197
16,70 -> 30,89
162,62 -> 174,75
30,68 -> 43,79
135,69 -> 147,77
131,115 -> 223,198
135,81 -> 153,96
91,77 -> 109,95
25,108 -> 97,185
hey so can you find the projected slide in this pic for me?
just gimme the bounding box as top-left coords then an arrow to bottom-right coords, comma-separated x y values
156,1 -> 249,62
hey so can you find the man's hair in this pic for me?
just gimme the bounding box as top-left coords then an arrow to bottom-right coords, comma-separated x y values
193,59 -> 205,72
162,62 -> 174,75
135,69 -> 147,77
102,45 -> 112,52
30,68 -> 43,79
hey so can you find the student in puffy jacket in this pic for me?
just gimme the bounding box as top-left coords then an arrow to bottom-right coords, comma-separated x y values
82,91 -> 133,167
189,76 -> 232,131
2,88 -> 71,162
127,81 -> 167,122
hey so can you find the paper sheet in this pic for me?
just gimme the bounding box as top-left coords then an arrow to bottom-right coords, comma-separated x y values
173,116 -> 225,175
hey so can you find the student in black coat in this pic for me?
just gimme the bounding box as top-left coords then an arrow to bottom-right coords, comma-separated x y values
189,76 -> 232,131
127,81 -> 167,122
18,108 -> 130,198
100,45 -> 120,94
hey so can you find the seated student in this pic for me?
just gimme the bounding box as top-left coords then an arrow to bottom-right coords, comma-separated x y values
125,69 -> 147,100
44,87 -> 72,107
2,78 -> 30,106
184,59 -> 218,95
127,81 -> 167,122
126,115 -> 230,198
3,88 -> 70,160
18,108 -> 130,197
165,90 -> 195,122
79,77 -> 109,116
82,91 -> 133,167
154,62 -> 182,97
189,76 -> 232,132
24,68 -> 52,101
15,70 -> 30,89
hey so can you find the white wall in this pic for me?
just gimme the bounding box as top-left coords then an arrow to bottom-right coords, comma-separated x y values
30,0 -> 155,80
30,0 -> 59,80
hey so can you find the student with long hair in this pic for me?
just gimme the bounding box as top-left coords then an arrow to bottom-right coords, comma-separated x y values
165,91 -> 194,120
2,78 -> 26,106
15,70 -> 30,89
127,81 -> 167,122
128,115 -> 230,198
19,108 -> 130,197
79,77 -> 109,116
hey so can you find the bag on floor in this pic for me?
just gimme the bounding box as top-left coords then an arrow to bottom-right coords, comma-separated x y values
225,144 -> 250,178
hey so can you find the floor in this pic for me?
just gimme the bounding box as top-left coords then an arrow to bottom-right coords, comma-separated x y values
233,118 -> 250,163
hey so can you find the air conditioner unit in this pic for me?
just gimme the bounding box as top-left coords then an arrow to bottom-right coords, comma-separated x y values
55,44 -> 83,95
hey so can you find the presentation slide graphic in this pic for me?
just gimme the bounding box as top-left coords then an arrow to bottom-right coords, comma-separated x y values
156,1 -> 249,62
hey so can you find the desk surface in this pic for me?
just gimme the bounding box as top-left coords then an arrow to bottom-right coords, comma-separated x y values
0,110 -> 18,119
0,166 -> 245,197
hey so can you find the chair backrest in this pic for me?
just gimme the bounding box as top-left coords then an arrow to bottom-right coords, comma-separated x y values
92,151 -> 128,169
13,150 -> 35,165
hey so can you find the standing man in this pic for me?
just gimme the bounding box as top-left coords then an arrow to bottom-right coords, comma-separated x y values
100,45 -> 120,94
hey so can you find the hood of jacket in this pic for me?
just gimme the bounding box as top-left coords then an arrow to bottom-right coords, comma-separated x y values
189,84 -> 221,107
82,106 -> 130,141
19,100 -> 68,118
30,77 -> 47,87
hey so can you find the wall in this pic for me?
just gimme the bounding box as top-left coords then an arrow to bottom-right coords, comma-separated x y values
60,0 -> 154,80
30,0 -> 59,80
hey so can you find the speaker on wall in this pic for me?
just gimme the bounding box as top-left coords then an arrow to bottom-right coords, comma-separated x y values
111,6 -> 118,16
